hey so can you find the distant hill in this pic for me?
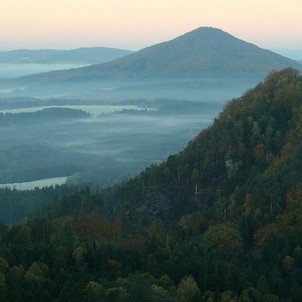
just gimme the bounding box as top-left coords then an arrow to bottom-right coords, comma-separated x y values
272,48 -> 302,61
0,47 -> 134,64
18,27 -> 301,83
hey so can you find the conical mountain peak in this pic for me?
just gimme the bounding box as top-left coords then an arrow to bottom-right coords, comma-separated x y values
18,27 -> 301,82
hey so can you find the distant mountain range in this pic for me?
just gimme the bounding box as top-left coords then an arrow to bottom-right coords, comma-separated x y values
17,27 -> 301,83
0,47 -> 134,65
272,48 -> 302,61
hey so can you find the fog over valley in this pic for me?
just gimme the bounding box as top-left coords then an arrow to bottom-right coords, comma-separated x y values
0,63 -> 89,79
0,97 -> 222,188
1,27 -> 301,190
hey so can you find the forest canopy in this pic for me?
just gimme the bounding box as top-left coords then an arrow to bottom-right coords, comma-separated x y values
1,68 -> 302,301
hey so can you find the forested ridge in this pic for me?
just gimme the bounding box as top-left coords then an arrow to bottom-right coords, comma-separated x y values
0,107 -> 91,125
1,68 -> 302,301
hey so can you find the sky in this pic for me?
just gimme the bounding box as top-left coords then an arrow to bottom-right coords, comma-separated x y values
0,0 -> 301,51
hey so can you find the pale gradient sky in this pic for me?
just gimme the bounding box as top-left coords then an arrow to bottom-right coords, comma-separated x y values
0,0 -> 301,51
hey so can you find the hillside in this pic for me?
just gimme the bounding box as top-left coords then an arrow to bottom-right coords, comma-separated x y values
112,68 -> 302,227
0,47 -> 134,65
18,27 -> 301,82
2,69 -> 302,301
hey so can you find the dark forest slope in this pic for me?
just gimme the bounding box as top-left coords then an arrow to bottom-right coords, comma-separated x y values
113,68 -> 302,228
2,69 -> 302,301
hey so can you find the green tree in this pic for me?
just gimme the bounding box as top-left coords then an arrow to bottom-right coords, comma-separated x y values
177,276 -> 201,302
